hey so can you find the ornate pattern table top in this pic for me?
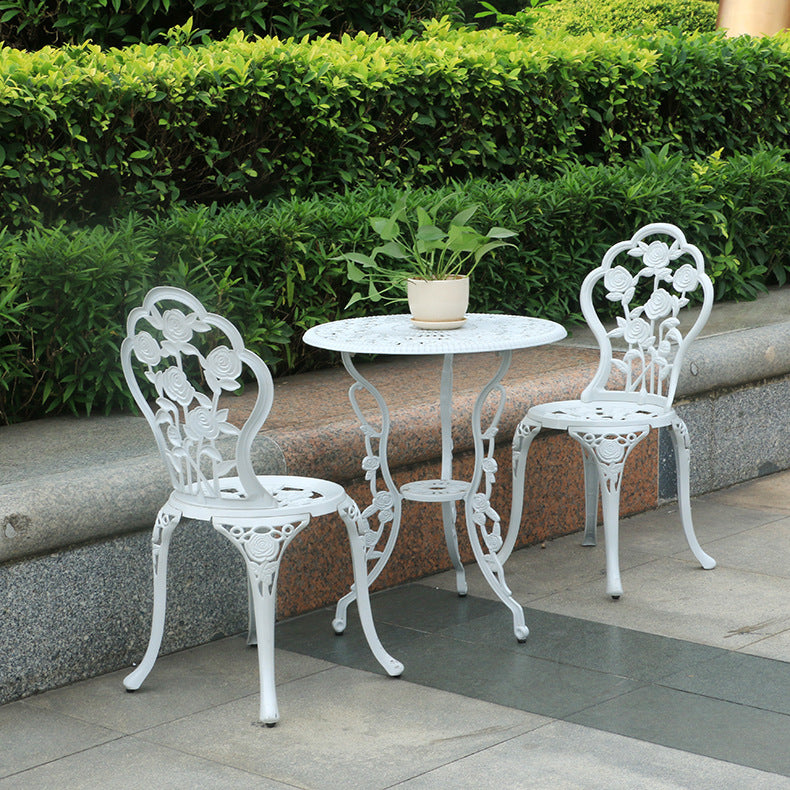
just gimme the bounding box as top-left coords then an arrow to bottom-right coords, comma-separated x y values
303,314 -> 567,356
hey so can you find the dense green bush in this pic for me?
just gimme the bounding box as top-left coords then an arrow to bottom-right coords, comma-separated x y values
2,23 -> 790,228
531,0 -> 718,36
0,0 -> 454,49
1,147 -> 789,423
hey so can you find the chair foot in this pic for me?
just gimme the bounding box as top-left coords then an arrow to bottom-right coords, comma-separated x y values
611,595 -> 621,600
515,625 -> 529,643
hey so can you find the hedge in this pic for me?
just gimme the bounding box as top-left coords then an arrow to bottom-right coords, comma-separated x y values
1,147 -> 789,424
530,0 -> 718,36
3,24 -> 790,227
0,0 -> 451,50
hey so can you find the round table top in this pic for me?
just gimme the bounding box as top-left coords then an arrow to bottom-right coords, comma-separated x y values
302,313 -> 567,356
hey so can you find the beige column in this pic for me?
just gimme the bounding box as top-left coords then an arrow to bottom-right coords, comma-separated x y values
717,0 -> 790,36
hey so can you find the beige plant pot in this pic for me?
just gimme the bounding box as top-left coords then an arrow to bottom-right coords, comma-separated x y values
407,275 -> 470,329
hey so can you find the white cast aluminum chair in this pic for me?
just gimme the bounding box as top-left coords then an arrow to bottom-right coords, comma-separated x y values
510,223 -> 716,598
121,286 -> 402,725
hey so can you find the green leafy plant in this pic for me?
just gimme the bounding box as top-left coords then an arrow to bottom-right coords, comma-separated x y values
337,193 -> 516,306
3,146 -> 790,424
474,0 -> 556,36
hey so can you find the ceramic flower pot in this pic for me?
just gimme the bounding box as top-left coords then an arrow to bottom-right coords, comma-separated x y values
407,275 -> 469,329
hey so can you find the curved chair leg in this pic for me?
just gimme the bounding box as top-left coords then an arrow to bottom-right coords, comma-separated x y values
246,577 -> 257,646
581,445 -> 600,546
248,562 -> 279,726
124,505 -> 182,691
441,501 -> 468,596
503,418 -> 541,565
337,496 -> 404,677
670,418 -> 716,570
569,427 -> 650,599
213,516 -> 310,726
333,493 -> 402,634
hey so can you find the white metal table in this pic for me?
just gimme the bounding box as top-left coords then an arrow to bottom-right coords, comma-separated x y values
303,313 -> 567,641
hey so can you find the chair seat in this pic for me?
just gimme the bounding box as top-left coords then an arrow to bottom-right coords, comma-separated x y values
169,475 -> 347,522
527,399 -> 676,431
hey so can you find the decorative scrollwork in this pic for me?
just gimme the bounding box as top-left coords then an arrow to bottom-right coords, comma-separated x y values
569,428 -> 650,495
125,291 -> 251,499
216,517 -> 309,596
151,507 -> 181,576
589,227 -> 711,402
471,492 -> 503,552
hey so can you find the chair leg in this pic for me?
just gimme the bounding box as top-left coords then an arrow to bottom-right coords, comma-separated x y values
441,501 -> 467,596
246,577 -> 257,646
124,505 -> 182,691
337,497 -> 404,677
670,418 -> 716,570
247,564 -> 279,726
213,516 -> 310,726
581,445 -> 600,546
569,427 -> 650,599
504,418 -> 541,565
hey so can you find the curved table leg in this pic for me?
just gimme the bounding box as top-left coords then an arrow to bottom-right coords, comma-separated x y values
463,351 -> 529,641
332,351 -> 403,632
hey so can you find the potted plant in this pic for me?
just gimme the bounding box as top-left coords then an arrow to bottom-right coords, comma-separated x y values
338,193 -> 517,328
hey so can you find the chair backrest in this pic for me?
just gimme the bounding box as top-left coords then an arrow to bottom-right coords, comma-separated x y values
580,223 -> 713,408
121,286 -> 276,507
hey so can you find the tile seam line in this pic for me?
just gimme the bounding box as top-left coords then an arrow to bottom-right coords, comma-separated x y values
650,679 -> 790,717
0,732 -> 127,783
380,717 -> 565,790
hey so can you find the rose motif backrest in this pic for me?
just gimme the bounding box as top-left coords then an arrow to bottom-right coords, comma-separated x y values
580,223 -> 713,408
121,286 -> 276,507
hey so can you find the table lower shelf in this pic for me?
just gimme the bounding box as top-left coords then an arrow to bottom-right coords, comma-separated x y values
399,479 -> 470,502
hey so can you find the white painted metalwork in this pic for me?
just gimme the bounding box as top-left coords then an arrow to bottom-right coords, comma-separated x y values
509,223 -> 716,599
304,313 -> 566,642
121,286 -> 402,726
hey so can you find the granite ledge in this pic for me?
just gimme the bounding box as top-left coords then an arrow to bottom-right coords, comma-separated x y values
4,308 -> 790,564
0,420 -> 285,564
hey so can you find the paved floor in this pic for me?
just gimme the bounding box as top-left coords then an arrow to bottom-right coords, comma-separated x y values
2,471 -> 789,789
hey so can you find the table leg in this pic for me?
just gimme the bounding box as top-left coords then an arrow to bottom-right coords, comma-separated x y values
332,352 -> 403,633
439,354 -> 468,596
463,350 -> 529,641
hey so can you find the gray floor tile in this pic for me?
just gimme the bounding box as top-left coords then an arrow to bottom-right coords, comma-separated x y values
276,606 -> 425,672
378,631 -> 643,719
0,736 -> 290,789
524,556 -> 790,651
0,701 -> 119,778
139,665 -> 546,790
24,635 -> 332,734
660,651 -> 790,715
446,607 -> 721,682
706,473 -> 790,514
740,625 -> 790,661
425,537 -> 651,604
612,500 -> 786,559
702,517 -> 790,578
567,684 -> 790,777
397,720 -> 790,790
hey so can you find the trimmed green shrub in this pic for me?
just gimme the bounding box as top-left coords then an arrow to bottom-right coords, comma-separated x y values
0,0 -> 455,50
531,0 -> 718,36
1,147 -> 789,423
3,24 -> 790,229
0,22 -> 790,227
